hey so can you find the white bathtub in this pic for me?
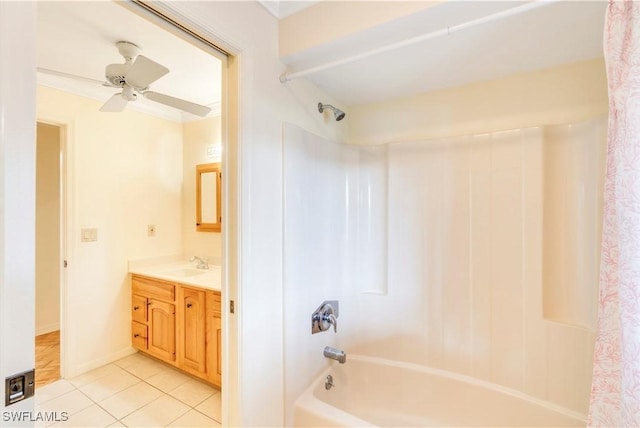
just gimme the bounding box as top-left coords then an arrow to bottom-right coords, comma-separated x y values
293,355 -> 586,427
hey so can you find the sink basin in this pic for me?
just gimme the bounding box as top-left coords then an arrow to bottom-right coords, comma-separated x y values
162,268 -> 207,277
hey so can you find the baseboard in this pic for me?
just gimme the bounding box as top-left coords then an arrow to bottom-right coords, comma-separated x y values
66,347 -> 138,379
36,322 -> 60,336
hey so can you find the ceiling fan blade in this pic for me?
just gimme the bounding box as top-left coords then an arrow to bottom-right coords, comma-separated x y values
124,55 -> 169,89
37,67 -> 108,86
100,93 -> 128,112
143,91 -> 212,117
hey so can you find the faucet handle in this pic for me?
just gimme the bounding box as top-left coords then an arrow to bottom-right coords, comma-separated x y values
311,300 -> 339,334
323,312 -> 337,333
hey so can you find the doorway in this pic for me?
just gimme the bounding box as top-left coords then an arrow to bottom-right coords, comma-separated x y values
33,1 -> 238,423
35,121 -> 63,389
119,3 -> 238,425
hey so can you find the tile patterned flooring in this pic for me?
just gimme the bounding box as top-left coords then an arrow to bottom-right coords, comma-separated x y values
35,352 -> 221,427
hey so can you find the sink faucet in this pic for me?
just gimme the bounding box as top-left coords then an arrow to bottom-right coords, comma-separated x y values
190,256 -> 209,269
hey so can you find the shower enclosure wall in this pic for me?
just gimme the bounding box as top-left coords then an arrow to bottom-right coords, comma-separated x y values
283,116 -> 606,424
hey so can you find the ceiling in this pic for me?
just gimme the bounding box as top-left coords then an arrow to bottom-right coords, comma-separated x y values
37,1 -> 222,122
259,0 -> 321,19
280,1 -> 608,106
37,1 -> 607,118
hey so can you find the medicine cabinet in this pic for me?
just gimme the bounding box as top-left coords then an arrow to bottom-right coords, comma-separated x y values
196,163 -> 221,232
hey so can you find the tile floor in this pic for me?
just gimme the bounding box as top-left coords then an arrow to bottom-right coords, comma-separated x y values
34,352 -> 221,427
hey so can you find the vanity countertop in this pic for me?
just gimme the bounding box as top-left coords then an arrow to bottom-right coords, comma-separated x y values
129,260 -> 221,291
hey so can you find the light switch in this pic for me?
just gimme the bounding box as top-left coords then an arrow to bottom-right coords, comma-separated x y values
81,228 -> 98,242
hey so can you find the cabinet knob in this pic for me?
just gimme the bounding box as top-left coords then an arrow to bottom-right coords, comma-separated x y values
133,306 -> 139,311
186,303 -> 193,308
134,334 -> 139,338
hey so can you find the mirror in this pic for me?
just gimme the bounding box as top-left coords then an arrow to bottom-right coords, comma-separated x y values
196,163 -> 221,232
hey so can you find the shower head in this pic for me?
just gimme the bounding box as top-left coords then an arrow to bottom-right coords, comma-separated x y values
318,102 -> 346,121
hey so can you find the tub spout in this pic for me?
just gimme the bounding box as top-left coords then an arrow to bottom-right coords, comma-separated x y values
323,346 -> 346,364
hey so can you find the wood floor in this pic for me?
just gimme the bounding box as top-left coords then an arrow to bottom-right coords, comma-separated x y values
35,330 -> 60,389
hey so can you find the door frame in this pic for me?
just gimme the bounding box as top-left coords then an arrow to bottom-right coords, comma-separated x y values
35,117 -> 73,381
118,2 -> 242,425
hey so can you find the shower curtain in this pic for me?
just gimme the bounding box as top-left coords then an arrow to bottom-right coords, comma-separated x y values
588,1 -> 640,426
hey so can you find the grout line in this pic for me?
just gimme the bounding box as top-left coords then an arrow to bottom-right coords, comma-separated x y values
41,353 -> 222,428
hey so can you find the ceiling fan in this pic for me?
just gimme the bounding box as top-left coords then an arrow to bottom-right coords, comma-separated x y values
38,41 -> 211,117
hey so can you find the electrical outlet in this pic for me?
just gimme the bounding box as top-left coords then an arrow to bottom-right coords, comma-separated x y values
148,224 -> 156,236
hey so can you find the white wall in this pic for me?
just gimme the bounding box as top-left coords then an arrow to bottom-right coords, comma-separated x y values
340,59 -> 608,416
282,58 -> 609,421
182,116 -> 222,263
348,58 -> 608,145
283,118 -> 606,420
36,122 -> 61,336
282,125 -> 359,425
0,1 -> 37,420
282,124 -> 387,424
37,85 -> 184,376
373,121 -> 604,414
129,2 -> 350,426
279,1 -> 433,58
8,1 -> 596,425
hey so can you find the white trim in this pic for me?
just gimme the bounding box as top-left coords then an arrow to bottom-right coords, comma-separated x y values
36,114 -> 74,382
120,2 -> 243,426
257,1 -> 279,18
0,2 -> 37,412
35,323 -> 60,336
69,347 -> 137,379
257,0 -> 321,19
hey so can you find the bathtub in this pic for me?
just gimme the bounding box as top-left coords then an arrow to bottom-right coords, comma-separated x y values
293,355 -> 586,427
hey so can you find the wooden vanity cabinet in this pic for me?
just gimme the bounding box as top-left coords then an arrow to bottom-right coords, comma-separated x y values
131,274 -> 221,387
177,286 -> 207,376
131,275 -> 176,363
206,291 -> 222,386
131,320 -> 148,350
148,300 -> 176,362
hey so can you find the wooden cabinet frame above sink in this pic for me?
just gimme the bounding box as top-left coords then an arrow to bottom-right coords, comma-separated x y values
196,162 -> 222,232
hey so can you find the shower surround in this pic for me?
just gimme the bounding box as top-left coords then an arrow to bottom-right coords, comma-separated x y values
283,118 -> 606,425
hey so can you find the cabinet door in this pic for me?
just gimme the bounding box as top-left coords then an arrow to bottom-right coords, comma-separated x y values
148,299 -> 176,362
132,294 -> 147,323
206,291 -> 222,386
178,287 -> 206,374
132,321 -> 148,350
212,314 -> 222,384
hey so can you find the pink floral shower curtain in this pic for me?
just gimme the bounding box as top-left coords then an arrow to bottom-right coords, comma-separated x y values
588,1 -> 640,426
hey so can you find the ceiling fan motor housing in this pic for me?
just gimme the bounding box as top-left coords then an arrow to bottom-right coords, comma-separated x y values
105,42 -> 141,88
105,63 -> 130,87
